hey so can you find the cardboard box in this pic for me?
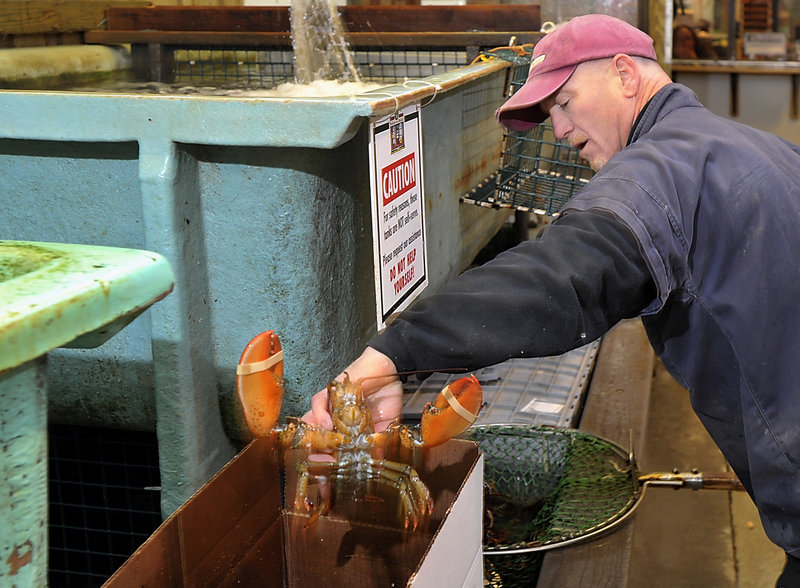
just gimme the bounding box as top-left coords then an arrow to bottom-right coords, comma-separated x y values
104,436 -> 483,587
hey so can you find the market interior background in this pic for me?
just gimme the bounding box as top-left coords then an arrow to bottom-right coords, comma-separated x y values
0,0 -> 795,585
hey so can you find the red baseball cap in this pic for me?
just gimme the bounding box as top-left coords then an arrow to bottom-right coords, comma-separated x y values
496,15 -> 657,131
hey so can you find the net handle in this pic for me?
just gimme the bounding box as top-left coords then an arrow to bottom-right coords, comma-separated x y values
638,470 -> 744,491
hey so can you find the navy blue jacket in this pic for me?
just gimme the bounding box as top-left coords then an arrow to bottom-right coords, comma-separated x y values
370,83 -> 800,556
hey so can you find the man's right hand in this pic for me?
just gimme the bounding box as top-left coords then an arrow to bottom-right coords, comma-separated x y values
302,346 -> 404,433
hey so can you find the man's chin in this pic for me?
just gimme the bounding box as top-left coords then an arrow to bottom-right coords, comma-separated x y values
586,153 -> 610,172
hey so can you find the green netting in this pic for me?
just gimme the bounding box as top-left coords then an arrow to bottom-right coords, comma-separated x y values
461,424 -> 642,587
484,551 -> 544,588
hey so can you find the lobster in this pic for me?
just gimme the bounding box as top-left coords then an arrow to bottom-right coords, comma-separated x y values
235,330 -> 483,530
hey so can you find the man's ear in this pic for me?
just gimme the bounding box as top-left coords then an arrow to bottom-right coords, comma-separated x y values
612,54 -> 639,98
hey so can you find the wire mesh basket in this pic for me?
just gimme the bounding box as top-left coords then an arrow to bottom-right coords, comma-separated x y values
461,424 -> 640,587
461,48 -> 594,216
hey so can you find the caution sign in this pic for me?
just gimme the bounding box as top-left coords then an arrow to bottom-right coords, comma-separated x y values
369,104 -> 428,330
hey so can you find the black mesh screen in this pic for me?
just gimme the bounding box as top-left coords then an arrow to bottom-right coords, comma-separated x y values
170,46 -> 468,87
48,424 -> 162,586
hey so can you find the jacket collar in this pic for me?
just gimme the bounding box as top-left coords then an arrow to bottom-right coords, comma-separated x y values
626,83 -> 703,146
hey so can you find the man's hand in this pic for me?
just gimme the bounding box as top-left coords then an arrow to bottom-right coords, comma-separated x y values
302,346 -> 404,432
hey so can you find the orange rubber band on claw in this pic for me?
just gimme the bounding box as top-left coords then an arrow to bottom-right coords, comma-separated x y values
442,384 -> 479,423
420,375 -> 482,447
236,350 -> 284,376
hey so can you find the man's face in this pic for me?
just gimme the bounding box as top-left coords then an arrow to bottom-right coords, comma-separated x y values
539,59 -> 633,172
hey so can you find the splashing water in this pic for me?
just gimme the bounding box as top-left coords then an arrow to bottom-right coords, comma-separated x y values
290,0 -> 361,84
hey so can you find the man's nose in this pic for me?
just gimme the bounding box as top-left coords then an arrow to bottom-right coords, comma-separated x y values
548,109 -> 570,140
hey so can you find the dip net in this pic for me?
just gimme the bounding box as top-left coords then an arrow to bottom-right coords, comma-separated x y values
461,424 -> 642,587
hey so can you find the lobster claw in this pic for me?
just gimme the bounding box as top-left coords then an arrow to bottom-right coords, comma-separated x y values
420,374 -> 482,447
236,330 -> 284,438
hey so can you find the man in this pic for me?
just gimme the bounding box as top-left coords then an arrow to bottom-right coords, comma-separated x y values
305,14 -> 800,585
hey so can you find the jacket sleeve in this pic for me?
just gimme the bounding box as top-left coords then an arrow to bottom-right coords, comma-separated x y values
368,208 -> 656,373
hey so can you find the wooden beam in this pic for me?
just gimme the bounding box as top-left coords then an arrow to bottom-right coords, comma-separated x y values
102,5 -> 540,34
0,1 -> 149,36
106,5 -> 290,33
85,29 -> 540,48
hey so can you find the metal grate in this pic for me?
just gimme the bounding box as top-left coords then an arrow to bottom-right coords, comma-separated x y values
48,424 -> 162,586
356,49 -> 467,82
174,48 -> 294,87
172,47 -> 469,87
402,342 -> 598,428
461,49 -> 594,216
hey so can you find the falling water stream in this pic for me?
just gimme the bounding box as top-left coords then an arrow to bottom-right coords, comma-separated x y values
290,0 -> 362,84
69,1 -> 378,96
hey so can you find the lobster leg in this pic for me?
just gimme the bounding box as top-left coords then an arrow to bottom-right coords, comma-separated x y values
295,457 -> 433,530
272,417 -> 348,452
295,459 -> 341,514
368,458 -> 433,530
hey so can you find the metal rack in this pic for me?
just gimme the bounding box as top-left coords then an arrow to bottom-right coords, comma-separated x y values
461,50 -> 595,216
48,425 -> 162,586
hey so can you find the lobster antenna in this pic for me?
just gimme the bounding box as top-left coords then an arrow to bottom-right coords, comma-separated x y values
352,367 -> 468,383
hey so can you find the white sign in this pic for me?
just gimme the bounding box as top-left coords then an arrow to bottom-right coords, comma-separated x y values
368,104 -> 428,330
743,32 -> 787,59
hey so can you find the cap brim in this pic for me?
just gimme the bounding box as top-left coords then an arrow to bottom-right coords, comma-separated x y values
496,65 -> 577,130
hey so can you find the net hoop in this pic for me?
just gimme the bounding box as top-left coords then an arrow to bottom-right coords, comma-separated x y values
461,423 -> 646,554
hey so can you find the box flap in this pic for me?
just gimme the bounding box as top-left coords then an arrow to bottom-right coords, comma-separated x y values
410,452 -> 483,586
105,437 -> 482,588
104,438 -> 285,586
